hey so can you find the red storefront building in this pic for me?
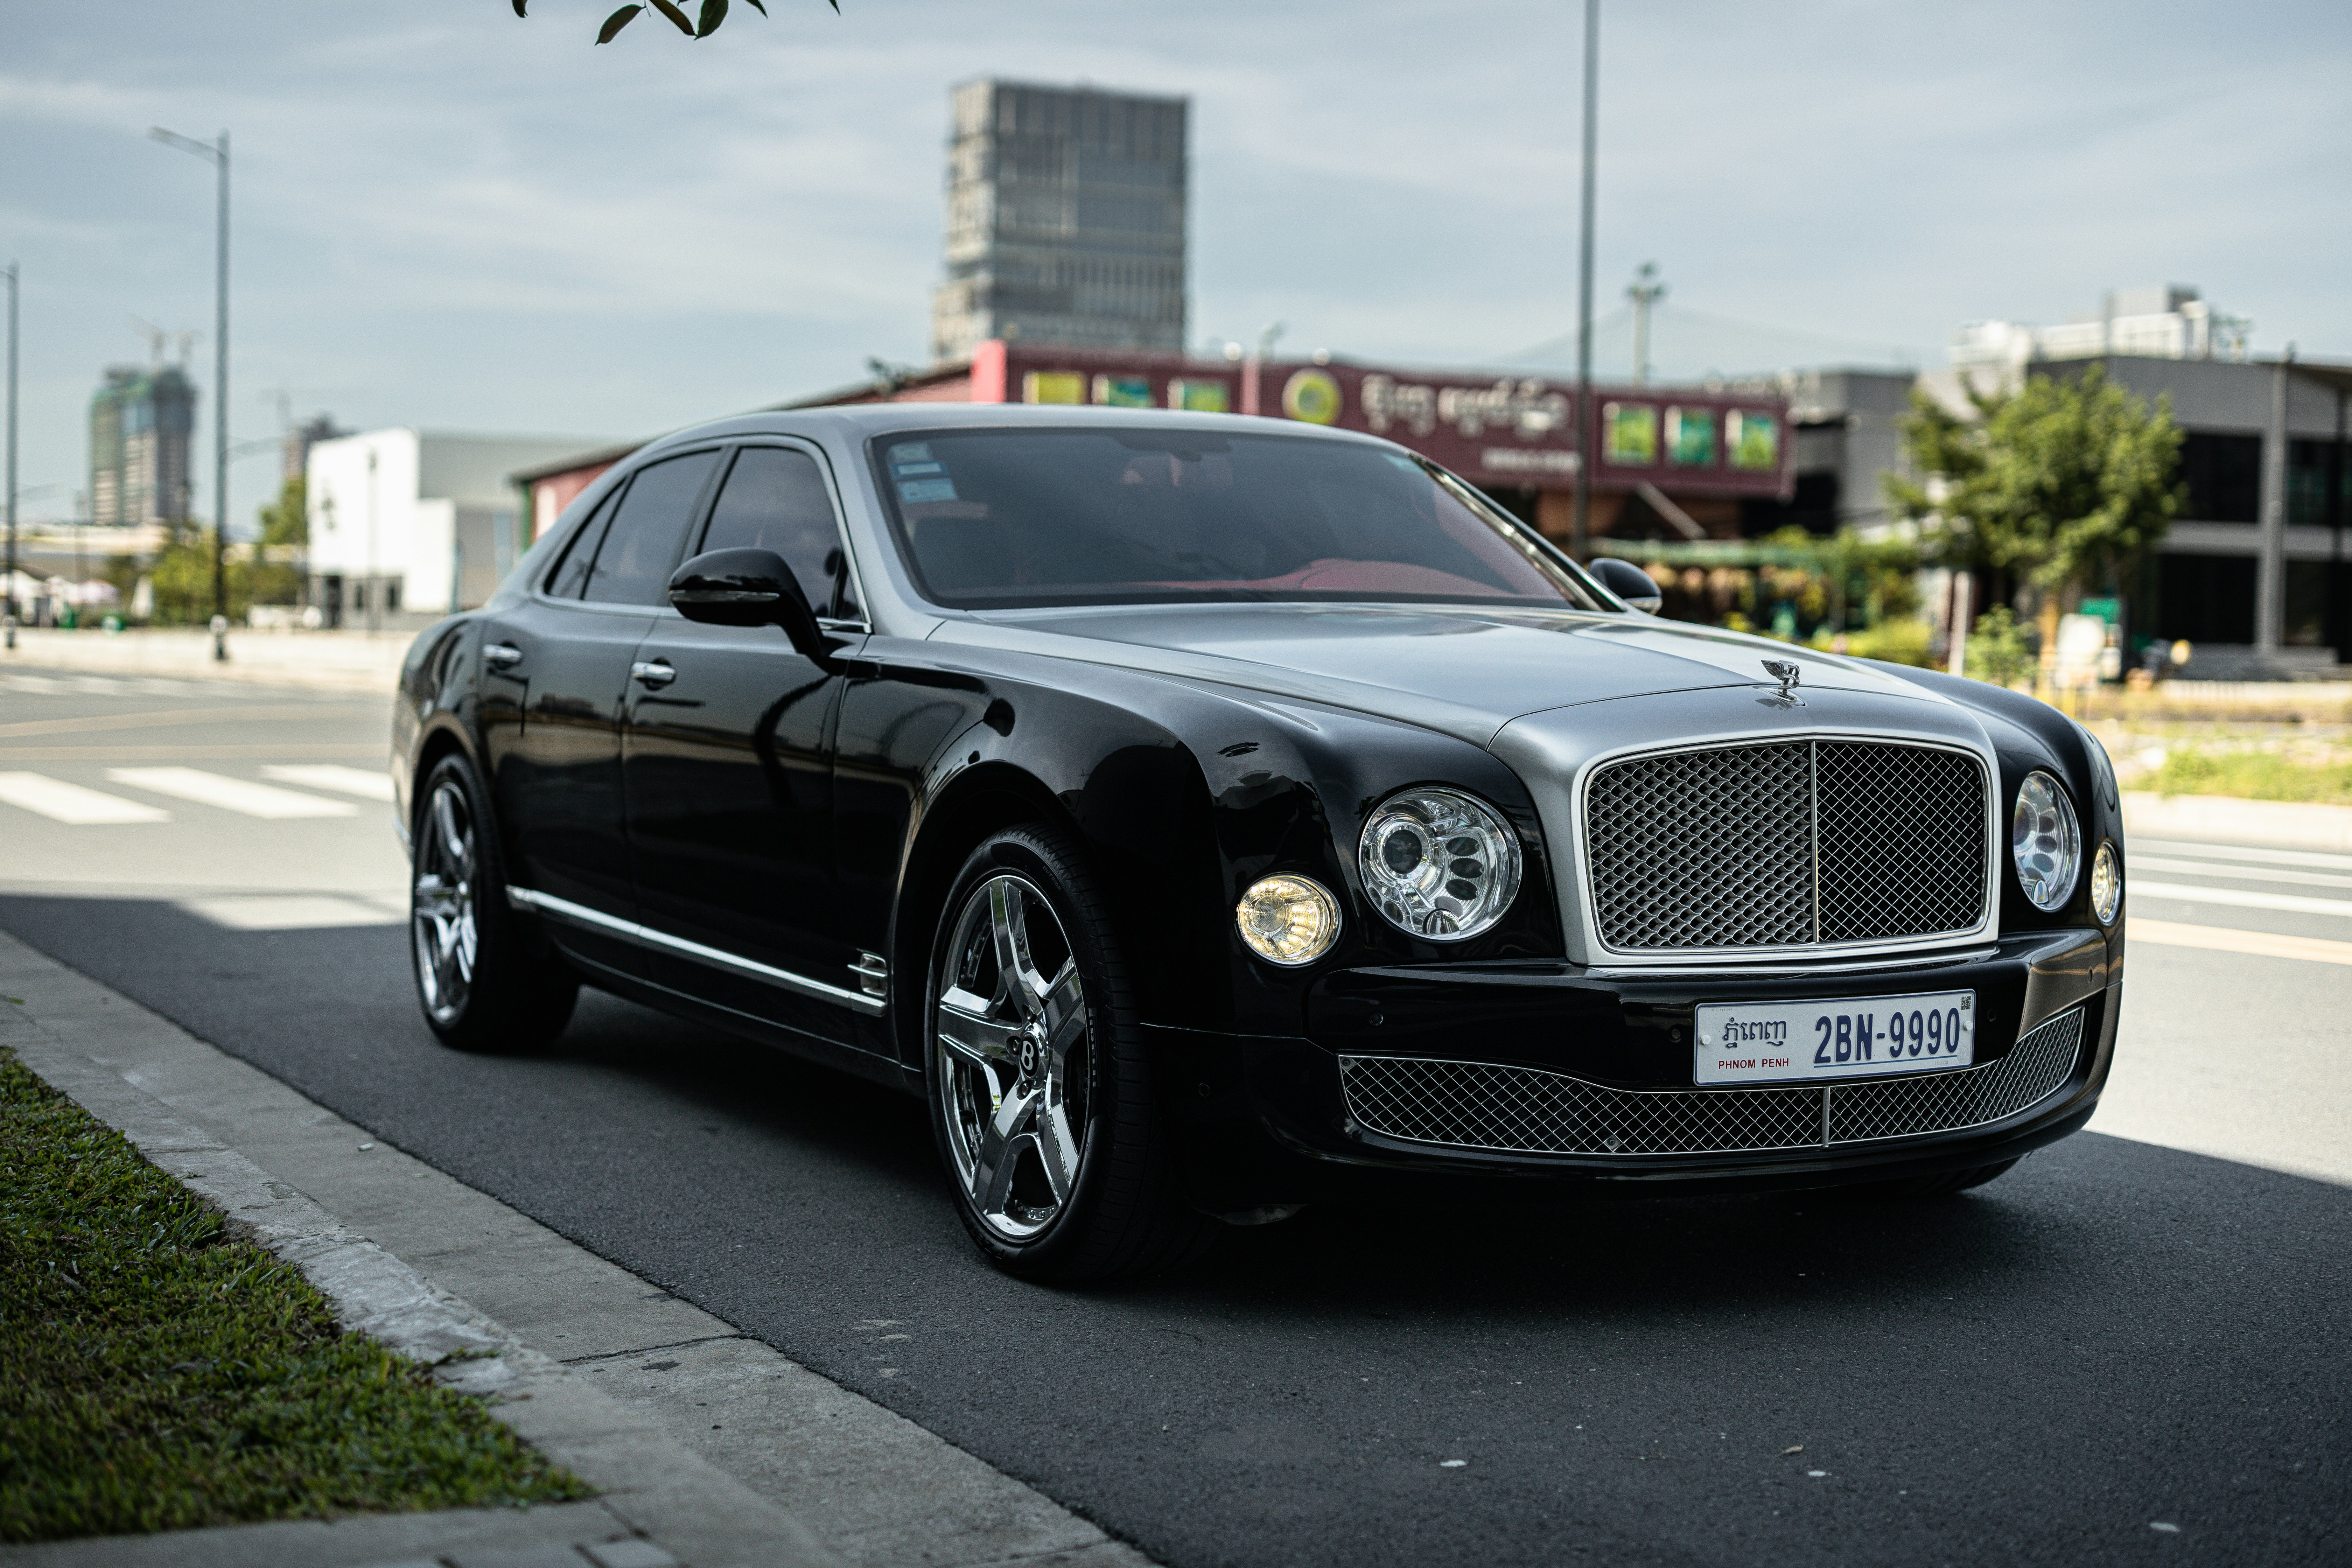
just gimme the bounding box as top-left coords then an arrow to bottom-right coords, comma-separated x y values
514,341 -> 1792,559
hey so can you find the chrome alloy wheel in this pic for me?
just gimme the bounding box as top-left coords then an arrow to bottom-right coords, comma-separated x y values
412,780 -> 479,1027
933,873 -> 1091,1241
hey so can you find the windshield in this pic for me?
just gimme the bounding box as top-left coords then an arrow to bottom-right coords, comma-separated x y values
871,427 -> 1606,611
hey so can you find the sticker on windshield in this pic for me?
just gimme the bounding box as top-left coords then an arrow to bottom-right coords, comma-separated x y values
887,443 -> 957,502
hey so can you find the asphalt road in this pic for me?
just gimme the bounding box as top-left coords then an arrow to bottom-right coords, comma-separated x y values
2,665 -> 2346,1568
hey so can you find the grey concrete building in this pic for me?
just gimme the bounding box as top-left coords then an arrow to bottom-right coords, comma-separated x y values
929,79 -> 1189,363
1759,291 -> 2350,673
89,363 -> 197,528
1763,367 -> 1922,535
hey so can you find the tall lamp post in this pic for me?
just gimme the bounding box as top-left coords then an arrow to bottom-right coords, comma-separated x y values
1569,0 -> 1599,561
149,126 -> 230,645
4,260 -> 18,646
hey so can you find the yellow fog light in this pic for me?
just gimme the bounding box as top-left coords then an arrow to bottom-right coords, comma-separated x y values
1236,875 -> 1341,966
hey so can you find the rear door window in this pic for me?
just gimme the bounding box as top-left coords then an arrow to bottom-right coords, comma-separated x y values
696,446 -> 851,618
543,485 -> 622,598
581,449 -> 723,605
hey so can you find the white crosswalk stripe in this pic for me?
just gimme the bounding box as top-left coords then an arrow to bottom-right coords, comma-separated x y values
2132,838 -> 2352,872
2132,881 -> 2352,920
260,763 -> 396,802
2130,854 -> 2352,891
105,766 -> 358,819
3,672 -> 247,699
0,771 -> 172,824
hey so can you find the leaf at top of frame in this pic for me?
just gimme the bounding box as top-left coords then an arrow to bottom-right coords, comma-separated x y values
697,0 -> 729,35
596,4 -> 642,43
648,0 -> 698,34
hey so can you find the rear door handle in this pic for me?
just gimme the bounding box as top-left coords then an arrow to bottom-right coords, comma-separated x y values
485,643 -> 524,670
631,659 -> 677,690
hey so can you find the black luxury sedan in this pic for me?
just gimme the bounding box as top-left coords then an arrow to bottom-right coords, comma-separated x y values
393,403 -> 2125,1280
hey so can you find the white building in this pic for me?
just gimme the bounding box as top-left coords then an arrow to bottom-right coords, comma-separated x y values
306,429 -> 611,628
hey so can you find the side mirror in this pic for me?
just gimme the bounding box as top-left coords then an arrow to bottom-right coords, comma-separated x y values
668,547 -> 831,664
1589,557 -> 1664,615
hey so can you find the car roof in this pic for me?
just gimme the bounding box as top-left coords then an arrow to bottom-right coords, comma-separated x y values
642,400 -> 1397,454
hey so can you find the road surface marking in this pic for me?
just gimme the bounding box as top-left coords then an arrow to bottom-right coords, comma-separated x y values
0,771 -> 172,824
2130,881 -> 2352,920
0,703 -> 359,741
2128,918 -> 2352,967
261,764 -> 396,802
2131,838 -> 2352,873
178,893 -> 407,930
106,766 -> 358,819
2130,855 -> 2352,891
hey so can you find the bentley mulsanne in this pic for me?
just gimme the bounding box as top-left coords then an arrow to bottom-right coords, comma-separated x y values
394,404 -> 2124,1280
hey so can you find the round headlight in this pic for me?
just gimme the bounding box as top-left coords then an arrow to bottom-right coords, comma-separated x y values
2011,772 -> 2081,912
1235,875 -> 1340,966
2089,841 -> 2122,925
1358,787 -> 1523,940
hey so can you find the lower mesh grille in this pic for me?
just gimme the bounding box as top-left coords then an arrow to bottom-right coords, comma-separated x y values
1339,1007 -> 2086,1157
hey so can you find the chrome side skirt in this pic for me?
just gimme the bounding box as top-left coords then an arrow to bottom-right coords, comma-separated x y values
506,886 -> 887,1017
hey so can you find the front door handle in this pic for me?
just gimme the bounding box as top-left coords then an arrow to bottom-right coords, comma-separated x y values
485,643 -> 524,670
631,659 -> 677,690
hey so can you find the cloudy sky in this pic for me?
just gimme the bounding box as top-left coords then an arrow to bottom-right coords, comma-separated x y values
2,0 -> 2347,534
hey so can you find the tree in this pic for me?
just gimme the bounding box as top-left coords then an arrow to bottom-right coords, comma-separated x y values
508,0 -> 836,46
258,476 -> 306,551
1886,365 -> 2182,656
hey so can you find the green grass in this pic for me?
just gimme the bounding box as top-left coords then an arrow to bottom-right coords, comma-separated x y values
2141,747 -> 2352,806
0,1047 -> 589,1543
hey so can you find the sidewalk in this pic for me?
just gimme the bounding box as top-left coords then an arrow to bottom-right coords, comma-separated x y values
3,628 -> 416,693
0,928 -> 1152,1568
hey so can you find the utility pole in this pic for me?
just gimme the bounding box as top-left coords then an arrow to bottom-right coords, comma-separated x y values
1570,0 -> 1599,561
150,126 -> 230,644
1627,261 -> 1665,386
4,261 -> 17,646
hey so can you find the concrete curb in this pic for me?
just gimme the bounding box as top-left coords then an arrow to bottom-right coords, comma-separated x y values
2123,791 -> 2352,852
0,998 -> 845,1568
0,927 -> 1156,1568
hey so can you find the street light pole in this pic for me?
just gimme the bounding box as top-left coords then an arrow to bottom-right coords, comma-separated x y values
1627,261 -> 1665,387
1570,0 -> 1599,561
4,261 -> 18,645
149,126 -> 230,645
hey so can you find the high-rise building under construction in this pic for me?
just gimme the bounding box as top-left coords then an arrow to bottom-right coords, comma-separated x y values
930,79 -> 1189,363
89,364 -> 197,528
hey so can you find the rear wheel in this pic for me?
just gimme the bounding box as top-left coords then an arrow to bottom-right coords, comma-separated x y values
410,752 -> 578,1053
925,825 -> 1215,1282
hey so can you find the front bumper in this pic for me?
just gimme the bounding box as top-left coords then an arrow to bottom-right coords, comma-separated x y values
1152,927 -> 2121,1209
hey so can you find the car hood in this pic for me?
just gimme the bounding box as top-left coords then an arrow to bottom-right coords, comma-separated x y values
929,602 -> 1948,748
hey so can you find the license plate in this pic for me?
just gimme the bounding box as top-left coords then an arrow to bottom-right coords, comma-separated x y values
1693,990 -> 1975,1086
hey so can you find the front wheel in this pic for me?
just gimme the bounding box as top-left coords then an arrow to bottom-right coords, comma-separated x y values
410,752 -> 578,1053
924,825 -> 1214,1282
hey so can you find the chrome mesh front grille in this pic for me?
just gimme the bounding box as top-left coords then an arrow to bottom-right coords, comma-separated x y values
1339,1007 -> 2085,1157
1827,1007 -> 2084,1143
1584,739 -> 1988,953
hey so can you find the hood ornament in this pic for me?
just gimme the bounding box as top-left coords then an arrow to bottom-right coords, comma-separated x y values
1760,659 -> 1805,707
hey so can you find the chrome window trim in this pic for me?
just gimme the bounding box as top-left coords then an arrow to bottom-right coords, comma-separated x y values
506,886 -> 886,1016
1569,730 -> 2001,968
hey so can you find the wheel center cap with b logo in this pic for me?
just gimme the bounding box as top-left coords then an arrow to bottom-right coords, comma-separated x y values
1017,1026 -> 1041,1078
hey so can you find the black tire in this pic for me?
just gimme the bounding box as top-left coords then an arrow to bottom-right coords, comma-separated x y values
409,752 -> 579,1054
923,824 -> 1216,1283
1842,1156 -> 2022,1201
